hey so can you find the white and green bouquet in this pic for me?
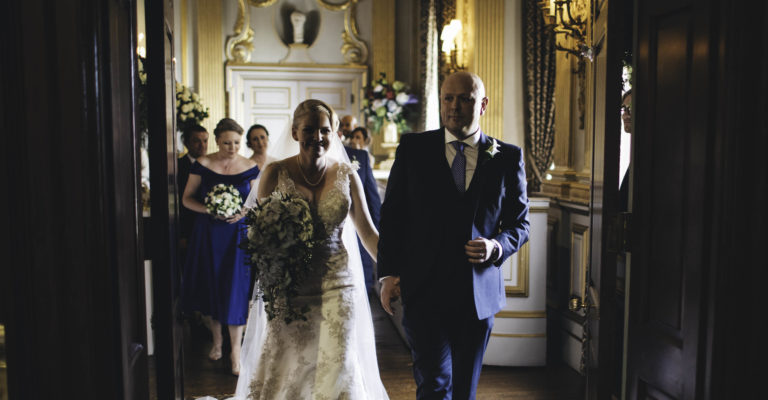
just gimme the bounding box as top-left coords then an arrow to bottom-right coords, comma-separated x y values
204,184 -> 243,218
242,192 -> 317,324
175,81 -> 210,132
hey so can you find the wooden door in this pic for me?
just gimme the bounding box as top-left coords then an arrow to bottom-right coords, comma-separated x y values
585,0 -> 625,398
145,0 -> 184,398
1,0 -> 149,398
627,0 -> 713,398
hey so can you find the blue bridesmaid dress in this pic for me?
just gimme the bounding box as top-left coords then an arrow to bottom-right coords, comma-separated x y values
182,162 -> 260,326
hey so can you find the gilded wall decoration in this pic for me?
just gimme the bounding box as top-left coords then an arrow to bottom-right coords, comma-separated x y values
226,0 -> 255,63
225,0 -> 369,65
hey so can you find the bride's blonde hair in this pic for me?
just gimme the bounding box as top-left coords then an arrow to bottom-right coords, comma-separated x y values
292,99 -> 339,133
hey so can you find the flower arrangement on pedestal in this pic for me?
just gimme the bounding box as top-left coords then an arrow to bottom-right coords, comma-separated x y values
175,82 -> 210,132
362,73 -> 418,135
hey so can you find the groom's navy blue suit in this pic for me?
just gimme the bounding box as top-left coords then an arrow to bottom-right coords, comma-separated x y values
378,128 -> 529,399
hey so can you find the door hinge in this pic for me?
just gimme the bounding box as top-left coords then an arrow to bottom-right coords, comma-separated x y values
350,93 -> 355,105
241,92 -> 245,102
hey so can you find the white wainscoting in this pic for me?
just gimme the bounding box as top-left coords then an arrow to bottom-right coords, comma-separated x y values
226,64 -> 367,158
483,197 -> 550,366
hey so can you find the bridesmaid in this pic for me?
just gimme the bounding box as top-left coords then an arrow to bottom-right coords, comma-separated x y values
181,117 -> 259,375
245,124 -> 276,171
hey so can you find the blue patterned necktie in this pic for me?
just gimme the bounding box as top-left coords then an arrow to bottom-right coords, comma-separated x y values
451,141 -> 466,193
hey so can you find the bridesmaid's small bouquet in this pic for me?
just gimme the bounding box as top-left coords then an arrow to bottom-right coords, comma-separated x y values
242,192 -> 316,324
204,184 -> 243,218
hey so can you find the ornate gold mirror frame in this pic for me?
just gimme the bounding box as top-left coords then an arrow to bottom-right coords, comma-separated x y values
226,0 -> 368,64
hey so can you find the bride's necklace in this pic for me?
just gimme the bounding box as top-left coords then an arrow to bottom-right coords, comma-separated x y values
296,156 -> 327,186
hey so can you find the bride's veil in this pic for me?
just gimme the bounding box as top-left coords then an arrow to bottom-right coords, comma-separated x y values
234,108 -> 385,399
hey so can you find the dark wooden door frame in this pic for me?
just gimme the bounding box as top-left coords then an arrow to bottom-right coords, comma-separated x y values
586,0 -> 625,398
145,0 -> 184,398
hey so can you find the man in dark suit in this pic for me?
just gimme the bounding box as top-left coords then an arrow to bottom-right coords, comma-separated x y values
338,126 -> 382,291
378,72 -> 529,399
178,124 -> 209,248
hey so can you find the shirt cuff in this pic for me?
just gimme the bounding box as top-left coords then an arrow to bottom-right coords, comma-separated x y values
378,275 -> 395,283
491,239 -> 503,262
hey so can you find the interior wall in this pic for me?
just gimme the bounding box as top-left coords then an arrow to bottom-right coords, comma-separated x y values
502,0 -> 525,148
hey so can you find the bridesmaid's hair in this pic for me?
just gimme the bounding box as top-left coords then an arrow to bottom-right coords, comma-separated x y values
245,124 -> 269,143
292,99 -> 339,133
213,118 -> 244,137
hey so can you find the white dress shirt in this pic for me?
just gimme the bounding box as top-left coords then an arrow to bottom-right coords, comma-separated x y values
445,130 -> 481,191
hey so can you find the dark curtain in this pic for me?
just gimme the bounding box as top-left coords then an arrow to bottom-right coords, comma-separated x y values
522,0 -> 556,192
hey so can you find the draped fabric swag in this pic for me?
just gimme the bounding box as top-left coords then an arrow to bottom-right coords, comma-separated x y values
522,0 -> 556,192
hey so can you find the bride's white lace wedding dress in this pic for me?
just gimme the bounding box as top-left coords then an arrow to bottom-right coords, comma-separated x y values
235,162 -> 389,400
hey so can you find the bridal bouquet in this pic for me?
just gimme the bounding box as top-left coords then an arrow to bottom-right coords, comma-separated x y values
242,192 -> 316,324
204,184 -> 243,218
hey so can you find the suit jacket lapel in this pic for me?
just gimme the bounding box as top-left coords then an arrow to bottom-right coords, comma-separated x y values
468,132 -> 492,218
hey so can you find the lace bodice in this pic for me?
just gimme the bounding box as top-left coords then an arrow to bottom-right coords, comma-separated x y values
274,162 -> 359,289
275,162 -> 356,231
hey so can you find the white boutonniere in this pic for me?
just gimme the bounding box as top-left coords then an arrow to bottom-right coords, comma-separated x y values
350,155 -> 360,169
484,138 -> 501,159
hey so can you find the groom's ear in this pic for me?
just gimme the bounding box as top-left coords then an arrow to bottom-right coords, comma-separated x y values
291,127 -> 299,141
479,97 -> 489,115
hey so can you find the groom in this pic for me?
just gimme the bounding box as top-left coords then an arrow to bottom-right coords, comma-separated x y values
378,71 -> 529,399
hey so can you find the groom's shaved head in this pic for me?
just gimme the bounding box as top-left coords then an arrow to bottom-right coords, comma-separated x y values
440,72 -> 489,139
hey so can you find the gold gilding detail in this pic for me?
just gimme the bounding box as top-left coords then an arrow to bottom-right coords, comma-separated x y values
248,0 -> 279,7
495,310 -> 546,318
316,0 -> 352,12
228,0 -> 367,65
339,2 -> 368,65
506,241 -> 530,297
226,0 -> 255,63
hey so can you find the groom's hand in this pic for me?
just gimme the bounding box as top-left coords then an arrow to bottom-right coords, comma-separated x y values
380,276 -> 401,316
465,237 -> 497,264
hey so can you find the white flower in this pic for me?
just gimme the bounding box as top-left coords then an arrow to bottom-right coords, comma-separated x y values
181,103 -> 192,113
372,99 -> 384,110
485,138 -> 501,158
387,100 -> 400,113
180,114 -> 187,121
373,84 -> 383,93
395,92 -> 410,105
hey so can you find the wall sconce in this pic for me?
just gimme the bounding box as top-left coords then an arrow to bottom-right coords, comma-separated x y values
440,19 -> 466,73
540,0 -> 593,61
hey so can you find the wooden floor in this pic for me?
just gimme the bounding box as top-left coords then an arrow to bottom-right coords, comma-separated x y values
162,295 -> 584,399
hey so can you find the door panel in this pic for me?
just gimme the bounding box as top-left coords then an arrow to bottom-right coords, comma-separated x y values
628,1 -> 711,398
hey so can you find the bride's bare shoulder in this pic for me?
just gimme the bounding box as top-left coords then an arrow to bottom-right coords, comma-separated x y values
261,160 -> 284,179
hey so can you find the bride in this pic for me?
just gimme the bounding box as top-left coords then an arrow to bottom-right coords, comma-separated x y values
234,99 -> 388,399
